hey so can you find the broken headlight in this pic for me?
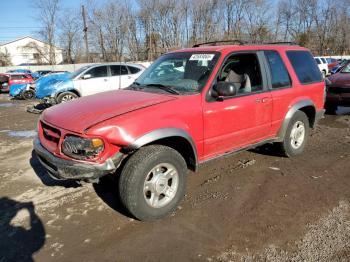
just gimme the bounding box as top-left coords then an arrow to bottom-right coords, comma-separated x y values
62,136 -> 104,160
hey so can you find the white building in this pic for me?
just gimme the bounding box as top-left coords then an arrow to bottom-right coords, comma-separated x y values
0,36 -> 63,65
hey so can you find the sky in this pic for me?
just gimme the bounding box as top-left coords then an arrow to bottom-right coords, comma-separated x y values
0,0 -> 81,44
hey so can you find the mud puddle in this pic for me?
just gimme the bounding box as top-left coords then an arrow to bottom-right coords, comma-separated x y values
0,103 -> 14,107
4,130 -> 37,138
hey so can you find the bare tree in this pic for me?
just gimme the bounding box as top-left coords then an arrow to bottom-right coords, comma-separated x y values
33,0 -> 60,64
58,9 -> 82,63
0,48 -> 12,66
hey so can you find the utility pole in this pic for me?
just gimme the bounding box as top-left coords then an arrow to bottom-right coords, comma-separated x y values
82,5 -> 90,63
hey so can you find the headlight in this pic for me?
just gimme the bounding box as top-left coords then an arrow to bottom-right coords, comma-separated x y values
62,136 -> 104,160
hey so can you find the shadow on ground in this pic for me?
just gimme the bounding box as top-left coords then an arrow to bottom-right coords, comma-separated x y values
0,197 -> 45,262
29,150 -> 81,188
93,174 -> 132,219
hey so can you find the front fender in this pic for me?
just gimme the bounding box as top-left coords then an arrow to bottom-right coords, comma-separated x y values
124,128 -> 198,170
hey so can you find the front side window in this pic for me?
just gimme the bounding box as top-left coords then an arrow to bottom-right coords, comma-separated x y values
85,66 -> 108,78
134,52 -> 220,94
71,65 -> 91,79
287,51 -> 322,84
321,58 -> 327,64
110,65 -> 128,76
265,51 -> 291,89
218,53 -> 263,94
315,58 -> 321,65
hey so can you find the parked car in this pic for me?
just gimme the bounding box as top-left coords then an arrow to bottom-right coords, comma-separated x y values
331,59 -> 349,74
34,43 -> 325,221
314,57 -> 329,77
6,69 -> 41,80
35,63 -> 145,103
0,73 -> 34,93
325,61 -> 350,113
325,57 -> 339,70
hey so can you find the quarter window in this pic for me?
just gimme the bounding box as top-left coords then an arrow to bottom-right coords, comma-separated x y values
265,51 -> 291,89
286,51 -> 322,84
128,66 -> 141,74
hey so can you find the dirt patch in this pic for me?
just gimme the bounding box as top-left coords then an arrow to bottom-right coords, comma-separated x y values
0,94 -> 350,262
217,200 -> 350,262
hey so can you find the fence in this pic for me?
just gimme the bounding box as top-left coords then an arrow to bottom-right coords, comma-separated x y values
0,61 -> 153,73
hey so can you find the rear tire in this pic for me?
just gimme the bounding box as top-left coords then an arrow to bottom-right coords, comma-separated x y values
278,110 -> 310,157
118,145 -> 187,221
22,90 -> 35,100
56,91 -> 78,103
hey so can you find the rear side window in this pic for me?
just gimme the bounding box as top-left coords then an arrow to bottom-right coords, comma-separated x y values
321,58 -> 327,64
265,51 -> 291,89
315,58 -> 321,64
128,66 -> 141,74
110,65 -> 128,76
286,51 -> 322,84
11,75 -> 26,80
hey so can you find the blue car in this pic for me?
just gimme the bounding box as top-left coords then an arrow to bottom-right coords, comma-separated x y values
35,72 -> 72,100
9,72 -> 71,100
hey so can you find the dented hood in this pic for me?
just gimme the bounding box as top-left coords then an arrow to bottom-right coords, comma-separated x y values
42,90 -> 176,133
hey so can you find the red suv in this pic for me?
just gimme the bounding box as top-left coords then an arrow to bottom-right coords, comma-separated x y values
0,73 -> 33,92
34,42 -> 325,220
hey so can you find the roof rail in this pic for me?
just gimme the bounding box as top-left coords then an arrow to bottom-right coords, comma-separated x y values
264,41 -> 298,45
192,40 -> 246,47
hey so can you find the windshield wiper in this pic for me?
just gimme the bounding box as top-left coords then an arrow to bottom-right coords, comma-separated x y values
144,83 -> 180,95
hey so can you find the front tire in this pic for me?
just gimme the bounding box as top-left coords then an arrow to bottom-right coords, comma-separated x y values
118,145 -> 187,221
22,90 -> 35,100
278,110 -> 310,157
56,91 -> 78,103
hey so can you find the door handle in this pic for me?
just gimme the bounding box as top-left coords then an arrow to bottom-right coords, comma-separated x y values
256,97 -> 269,103
103,79 -> 108,82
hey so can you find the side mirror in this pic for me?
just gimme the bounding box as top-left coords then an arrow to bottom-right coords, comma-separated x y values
212,81 -> 237,100
82,74 -> 91,80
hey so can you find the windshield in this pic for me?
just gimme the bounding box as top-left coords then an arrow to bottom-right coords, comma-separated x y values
135,52 -> 220,94
70,65 -> 91,79
341,63 -> 350,73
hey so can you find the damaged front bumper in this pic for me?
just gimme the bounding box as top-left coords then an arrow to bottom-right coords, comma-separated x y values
33,137 -> 124,181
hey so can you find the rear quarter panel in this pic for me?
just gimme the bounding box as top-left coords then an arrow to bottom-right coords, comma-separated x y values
270,49 -> 325,135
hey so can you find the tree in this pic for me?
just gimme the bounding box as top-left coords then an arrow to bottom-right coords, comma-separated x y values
33,0 -> 60,64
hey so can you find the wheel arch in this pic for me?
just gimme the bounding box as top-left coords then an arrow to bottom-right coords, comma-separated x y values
123,128 -> 198,172
55,89 -> 81,99
276,99 -> 316,141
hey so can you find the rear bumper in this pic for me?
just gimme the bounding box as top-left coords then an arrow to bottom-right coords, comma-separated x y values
326,93 -> 350,106
33,137 -> 124,181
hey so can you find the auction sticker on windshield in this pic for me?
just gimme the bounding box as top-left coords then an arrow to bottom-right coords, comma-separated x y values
189,54 -> 215,61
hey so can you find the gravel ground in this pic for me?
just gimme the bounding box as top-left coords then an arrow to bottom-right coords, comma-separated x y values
0,94 -> 349,262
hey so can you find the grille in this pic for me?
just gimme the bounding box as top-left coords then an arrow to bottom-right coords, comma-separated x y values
41,121 -> 61,145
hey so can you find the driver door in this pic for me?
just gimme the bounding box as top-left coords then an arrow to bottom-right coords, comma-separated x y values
202,52 -> 272,159
77,66 -> 110,96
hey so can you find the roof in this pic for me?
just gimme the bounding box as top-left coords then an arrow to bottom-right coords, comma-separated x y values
172,44 -> 309,54
0,36 -> 63,50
